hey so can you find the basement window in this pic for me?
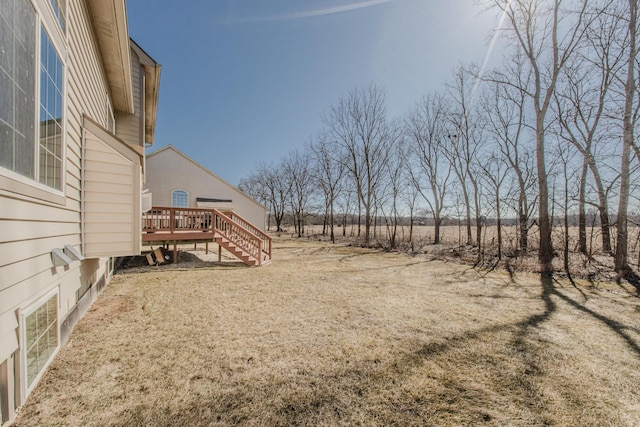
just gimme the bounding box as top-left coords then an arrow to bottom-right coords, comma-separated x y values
21,291 -> 59,394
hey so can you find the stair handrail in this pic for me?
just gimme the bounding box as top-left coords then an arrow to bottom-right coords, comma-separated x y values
212,209 -> 264,265
222,211 -> 272,262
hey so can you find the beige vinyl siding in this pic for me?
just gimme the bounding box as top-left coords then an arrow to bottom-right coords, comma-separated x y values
0,205 -> 82,312
0,1 -> 156,421
67,0 -> 112,127
145,147 -> 268,229
0,311 -> 19,363
82,126 -> 141,258
115,53 -> 143,148
0,221 -> 79,245
0,0 -> 125,388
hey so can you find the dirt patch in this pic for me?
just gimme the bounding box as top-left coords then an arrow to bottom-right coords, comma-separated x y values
13,237 -> 640,426
85,295 -> 135,320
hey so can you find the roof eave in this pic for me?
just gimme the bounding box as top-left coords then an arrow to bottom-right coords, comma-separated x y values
143,63 -> 161,146
131,40 -> 161,146
86,0 -> 134,114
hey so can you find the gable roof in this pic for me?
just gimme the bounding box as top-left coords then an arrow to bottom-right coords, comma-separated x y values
146,145 -> 267,211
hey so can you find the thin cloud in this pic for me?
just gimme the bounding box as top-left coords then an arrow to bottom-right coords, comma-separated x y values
228,0 -> 395,23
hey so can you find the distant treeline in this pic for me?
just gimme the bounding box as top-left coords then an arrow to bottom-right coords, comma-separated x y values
240,1 -> 640,277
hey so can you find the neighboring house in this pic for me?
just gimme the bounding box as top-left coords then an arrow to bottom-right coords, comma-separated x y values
0,0 -> 160,423
145,145 -> 268,230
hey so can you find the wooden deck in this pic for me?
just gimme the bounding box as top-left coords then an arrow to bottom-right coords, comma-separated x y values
142,207 -> 272,266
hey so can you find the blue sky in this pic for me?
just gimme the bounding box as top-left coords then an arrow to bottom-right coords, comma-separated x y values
127,1 -> 502,185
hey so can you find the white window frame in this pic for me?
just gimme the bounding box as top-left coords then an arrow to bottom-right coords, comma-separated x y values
172,189 -> 189,208
18,288 -> 60,401
47,0 -> 66,32
0,0 -> 67,204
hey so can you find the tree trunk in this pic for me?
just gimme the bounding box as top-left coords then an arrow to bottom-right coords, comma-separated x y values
434,215 -> 441,244
578,161 -> 588,254
536,122 -> 554,273
519,210 -> 528,253
615,0 -> 637,274
496,193 -> 502,260
564,159 -> 571,272
456,176 -> 472,245
329,200 -> 335,243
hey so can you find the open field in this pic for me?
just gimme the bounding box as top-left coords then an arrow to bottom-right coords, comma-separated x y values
13,237 -> 640,426
299,224 -> 640,257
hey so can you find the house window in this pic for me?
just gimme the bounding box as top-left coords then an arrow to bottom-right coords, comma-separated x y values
22,292 -> 59,392
39,28 -> 63,190
172,190 -> 188,207
49,0 -> 66,31
0,0 -> 37,180
0,0 -> 64,192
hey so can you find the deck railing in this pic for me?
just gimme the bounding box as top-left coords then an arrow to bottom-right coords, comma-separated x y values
142,207 -> 272,265
143,207 -> 214,232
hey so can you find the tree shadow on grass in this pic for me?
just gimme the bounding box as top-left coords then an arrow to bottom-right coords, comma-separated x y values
515,272 -> 640,360
617,269 -> 640,296
554,276 -> 640,356
565,272 -> 589,302
393,271 -> 640,422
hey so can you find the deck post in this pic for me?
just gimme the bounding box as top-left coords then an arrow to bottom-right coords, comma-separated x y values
205,242 -> 209,254
173,241 -> 178,263
218,244 -> 222,262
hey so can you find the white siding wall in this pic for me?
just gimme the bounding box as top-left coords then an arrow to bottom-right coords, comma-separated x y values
145,148 -> 268,230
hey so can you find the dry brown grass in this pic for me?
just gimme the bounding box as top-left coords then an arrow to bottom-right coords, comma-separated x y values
13,237 -> 640,426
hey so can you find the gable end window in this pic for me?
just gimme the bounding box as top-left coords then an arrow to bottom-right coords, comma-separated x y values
172,190 -> 188,207
0,0 -> 65,193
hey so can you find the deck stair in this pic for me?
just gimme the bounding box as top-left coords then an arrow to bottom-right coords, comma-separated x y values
142,207 -> 272,266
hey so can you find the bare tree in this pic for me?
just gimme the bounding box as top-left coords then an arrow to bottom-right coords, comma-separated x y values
242,161 -> 291,232
283,149 -> 314,238
377,124 -> 405,249
406,93 -> 453,244
484,66 -> 537,254
615,0 -> 639,273
400,172 -> 421,245
479,154 -> 510,260
324,84 -> 393,244
445,65 -> 484,247
554,143 -> 580,272
553,2 -> 627,255
309,131 -> 345,243
488,0 -> 590,273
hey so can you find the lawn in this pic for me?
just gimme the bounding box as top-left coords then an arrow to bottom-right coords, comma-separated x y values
13,238 -> 640,426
